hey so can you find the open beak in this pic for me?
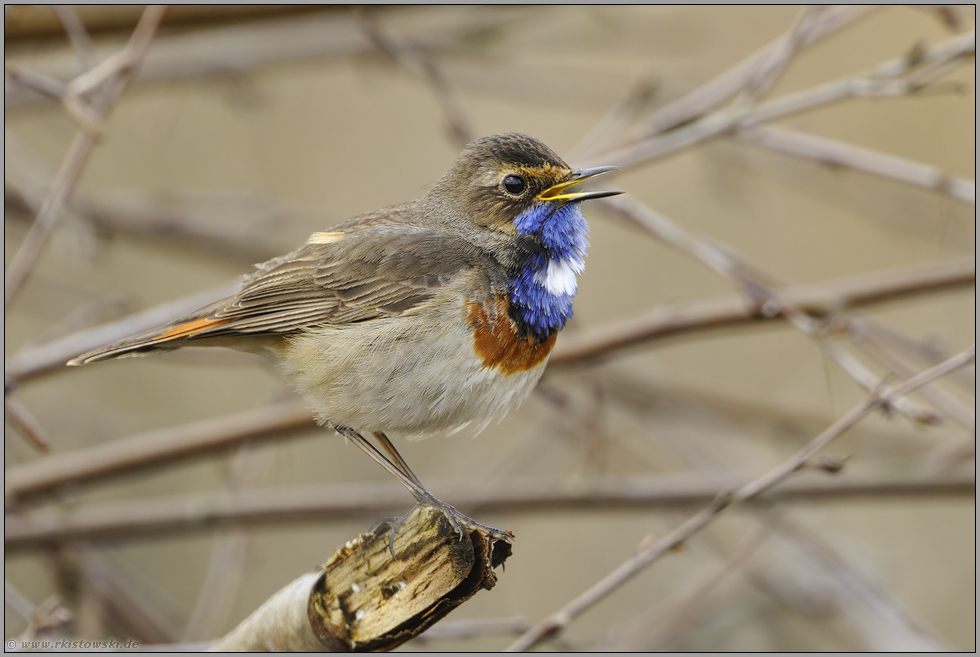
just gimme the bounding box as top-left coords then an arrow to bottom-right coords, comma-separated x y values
538,165 -> 623,203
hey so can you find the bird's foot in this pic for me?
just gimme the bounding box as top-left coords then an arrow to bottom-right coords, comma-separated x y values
386,494 -> 513,559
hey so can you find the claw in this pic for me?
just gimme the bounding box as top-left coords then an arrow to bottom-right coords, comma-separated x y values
414,494 -> 514,544
385,496 -> 514,560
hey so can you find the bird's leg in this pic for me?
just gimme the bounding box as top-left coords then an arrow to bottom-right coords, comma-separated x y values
372,431 -> 423,487
336,424 -> 513,551
371,430 -> 514,546
333,425 -> 425,498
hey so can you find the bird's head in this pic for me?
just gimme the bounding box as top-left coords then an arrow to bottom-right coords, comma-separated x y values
427,133 -> 622,239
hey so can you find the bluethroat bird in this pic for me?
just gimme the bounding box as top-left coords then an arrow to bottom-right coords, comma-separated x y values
69,133 -> 622,543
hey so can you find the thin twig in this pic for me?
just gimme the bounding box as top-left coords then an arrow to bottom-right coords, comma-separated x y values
65,546 -> 184,644
737,124 -> 975,205
505,347 -> 975,651
5,470 -> 974,549
4,580 -> 37,622
854,317 -> 975,391
844,319 -> 975,431
568,72 -> 659,163
4,141 -> 315,265
4,5 -> 167,310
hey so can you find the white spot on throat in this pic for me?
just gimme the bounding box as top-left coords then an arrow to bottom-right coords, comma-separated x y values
534,255 -> 584,296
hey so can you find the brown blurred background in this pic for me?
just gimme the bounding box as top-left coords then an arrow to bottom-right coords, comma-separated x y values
5,5 -> 975,651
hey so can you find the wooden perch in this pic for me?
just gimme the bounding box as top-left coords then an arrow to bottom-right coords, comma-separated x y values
210,506 -> 511,652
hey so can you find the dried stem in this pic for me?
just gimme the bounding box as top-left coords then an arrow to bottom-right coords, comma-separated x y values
63,547 -> 183,643
505,347 -> 975,652
4,5 -> 167,310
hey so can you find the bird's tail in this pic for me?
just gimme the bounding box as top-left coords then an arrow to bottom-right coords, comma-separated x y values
67,313 -> 231,366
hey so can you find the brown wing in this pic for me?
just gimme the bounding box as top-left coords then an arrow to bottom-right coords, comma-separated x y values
69,227 -> 493,364
209,226 -> 490,331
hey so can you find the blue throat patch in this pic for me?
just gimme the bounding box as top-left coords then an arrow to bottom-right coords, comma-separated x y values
509,202 -> 589,340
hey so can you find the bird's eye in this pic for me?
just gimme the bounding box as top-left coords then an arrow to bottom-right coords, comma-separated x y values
502,174 -> 527,195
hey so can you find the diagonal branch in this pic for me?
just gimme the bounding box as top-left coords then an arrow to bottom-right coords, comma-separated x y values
737,124 -> 975,205
587,31 -> 975,170
631,5 -> 877,139
597,195 -> 953,423
505,346 -> 975,651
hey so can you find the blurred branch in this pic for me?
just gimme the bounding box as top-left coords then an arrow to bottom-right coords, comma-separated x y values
359,9 -> 475,147
52,5 -> 98,71
737,6 -> 820,104
4,580 -> 37,622
568,72 -> 659,163
597,528 -> 769,651
550,256 -> 974,366
914,5 -> 967,32
843,319 -> 975,431
4,280 -> 242,385
62,546 -> 184,644
3,64 -> 67,99
589,30 -> 975,169
738,125 -> 975,205
854,317 -> 975,391
4,399 -> 314,505
5,7 -> 524,108
627,5 -> 876,140
5,393 -> 51,452
5,471 -> 973,549
598,195 -> 956,424
506,347 -> 975,651
181,446 -> 274,642
4,5 -> 167,309
768,512 -> 951,650
412,616 -> 531,645
4,162 -> 313,265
